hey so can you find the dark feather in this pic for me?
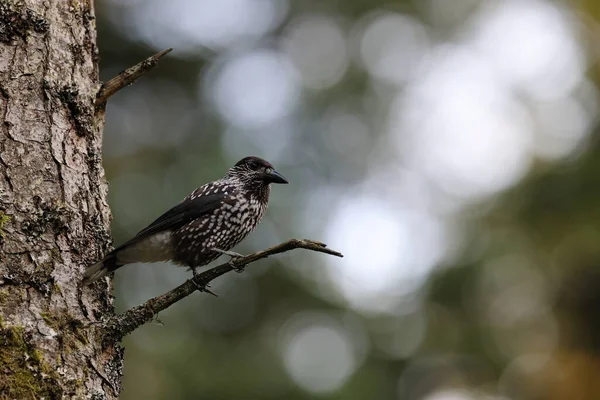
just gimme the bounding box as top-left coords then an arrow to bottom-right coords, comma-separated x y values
113,192 -> 226,252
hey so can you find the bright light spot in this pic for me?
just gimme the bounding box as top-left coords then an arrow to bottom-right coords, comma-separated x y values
325,195 -> 447,313
205,50 -> 300,128
354,11 -> 430,85
280,315 -> 358,394
471,0 -> 584,100
283,15 -> 349,90
391,46 -> 532,199
398,357 -> 494,399
109,0 -> 288,53
423,389 -> 477,400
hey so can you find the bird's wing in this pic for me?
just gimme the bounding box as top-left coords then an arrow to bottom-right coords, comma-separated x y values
113,192 -> 226,252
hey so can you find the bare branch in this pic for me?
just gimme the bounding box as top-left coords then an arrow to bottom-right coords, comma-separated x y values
95,48 -> 173,106
102,239 -> 343,341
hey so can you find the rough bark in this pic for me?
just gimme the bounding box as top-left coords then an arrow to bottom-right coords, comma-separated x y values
0,1 -> 120,398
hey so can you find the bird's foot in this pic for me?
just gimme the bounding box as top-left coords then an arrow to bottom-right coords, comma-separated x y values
191,268 -> 218,296
152,314 -> 164,327
211,248 -> 246,273
192,280 -> 218,297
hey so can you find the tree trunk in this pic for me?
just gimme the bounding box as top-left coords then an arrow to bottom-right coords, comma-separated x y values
0,1 -> 121,398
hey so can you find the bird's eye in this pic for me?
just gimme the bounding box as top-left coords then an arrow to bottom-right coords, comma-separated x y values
264,167 -> 272,174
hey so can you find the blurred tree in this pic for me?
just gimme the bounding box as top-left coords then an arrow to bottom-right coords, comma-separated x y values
0,1 -> 120,398
89,0 -> 600,398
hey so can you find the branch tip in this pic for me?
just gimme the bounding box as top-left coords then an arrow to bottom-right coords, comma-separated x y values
95,47 -> 173,106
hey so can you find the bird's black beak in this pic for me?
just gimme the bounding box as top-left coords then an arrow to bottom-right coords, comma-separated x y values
266,169 -> 288,184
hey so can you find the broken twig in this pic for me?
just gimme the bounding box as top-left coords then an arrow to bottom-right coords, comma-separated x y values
96,48 -> 173,106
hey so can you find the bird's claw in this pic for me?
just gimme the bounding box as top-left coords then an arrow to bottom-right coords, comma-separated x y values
191,280 -> 218,297
211,248 -> 247,273
229,261 -> 246,273
190,269 -> 218,296
152,314 -> 164,327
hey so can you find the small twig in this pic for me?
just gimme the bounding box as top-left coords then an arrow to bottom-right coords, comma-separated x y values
95,48 -> 173,106
103,239 -> 343,341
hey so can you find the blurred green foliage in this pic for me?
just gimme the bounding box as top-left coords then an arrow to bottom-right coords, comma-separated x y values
95,0 -> 600,399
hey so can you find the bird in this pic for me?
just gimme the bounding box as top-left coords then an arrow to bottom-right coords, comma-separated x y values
82,156 -> 288,286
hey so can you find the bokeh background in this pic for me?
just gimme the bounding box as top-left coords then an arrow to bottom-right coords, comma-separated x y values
95,0 -> 600,399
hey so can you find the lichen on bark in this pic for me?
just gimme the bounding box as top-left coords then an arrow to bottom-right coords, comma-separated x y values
0,211 -> 10,238
0,0 -> 120,398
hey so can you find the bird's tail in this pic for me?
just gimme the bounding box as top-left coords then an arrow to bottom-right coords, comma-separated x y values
82,254 -> 119,286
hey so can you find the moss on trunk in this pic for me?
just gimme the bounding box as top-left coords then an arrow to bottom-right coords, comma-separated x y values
0,321 -> 62,399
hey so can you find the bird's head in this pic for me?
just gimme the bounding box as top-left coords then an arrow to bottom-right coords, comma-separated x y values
226,156 -> 289,186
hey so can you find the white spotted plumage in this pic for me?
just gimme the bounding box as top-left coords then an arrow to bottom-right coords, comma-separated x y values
171,164 -> 272,268
82,156 -> 287,285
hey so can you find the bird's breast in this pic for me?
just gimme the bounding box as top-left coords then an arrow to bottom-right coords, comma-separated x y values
171,194 -> 267,267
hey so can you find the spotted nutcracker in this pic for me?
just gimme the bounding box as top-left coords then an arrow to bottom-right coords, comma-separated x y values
83,156 -> 288,285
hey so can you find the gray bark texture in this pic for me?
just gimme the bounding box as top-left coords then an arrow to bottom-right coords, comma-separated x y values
0,0 -> 121,398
